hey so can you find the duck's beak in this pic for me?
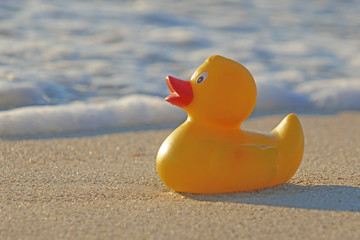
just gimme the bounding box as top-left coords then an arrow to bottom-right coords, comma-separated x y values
165,76 -> 193,108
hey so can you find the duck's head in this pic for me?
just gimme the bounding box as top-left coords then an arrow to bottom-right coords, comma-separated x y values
165,55 -> 257,126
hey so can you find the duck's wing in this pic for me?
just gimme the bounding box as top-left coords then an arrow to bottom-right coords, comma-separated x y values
210,144 -> 279,191
243,113 -> 304,186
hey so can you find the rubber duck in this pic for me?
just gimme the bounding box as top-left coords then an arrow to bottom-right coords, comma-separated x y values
156,55 -> 304,193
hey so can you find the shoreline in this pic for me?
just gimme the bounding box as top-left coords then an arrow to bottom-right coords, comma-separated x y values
2,110 -> 356,141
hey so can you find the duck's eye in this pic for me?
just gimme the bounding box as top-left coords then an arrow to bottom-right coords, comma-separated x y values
196,72 -> 208,84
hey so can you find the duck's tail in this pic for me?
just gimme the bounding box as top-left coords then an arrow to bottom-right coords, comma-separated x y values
269,113 -> 304,185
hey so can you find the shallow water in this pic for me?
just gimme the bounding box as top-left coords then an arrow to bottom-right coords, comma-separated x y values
0,0 -> 359,137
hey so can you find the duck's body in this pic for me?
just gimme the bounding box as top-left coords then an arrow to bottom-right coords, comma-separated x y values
156,55 -> 304,193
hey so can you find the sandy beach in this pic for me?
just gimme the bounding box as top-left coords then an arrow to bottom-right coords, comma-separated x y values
1,112 -> 359,240
1,1 -> 359,239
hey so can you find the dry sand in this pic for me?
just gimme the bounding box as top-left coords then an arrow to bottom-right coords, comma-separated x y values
1,112 -> 359,240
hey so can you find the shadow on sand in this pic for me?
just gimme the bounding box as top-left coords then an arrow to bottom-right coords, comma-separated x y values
182,184 -> 360,212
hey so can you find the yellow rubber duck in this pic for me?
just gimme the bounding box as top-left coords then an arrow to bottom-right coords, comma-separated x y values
156,55 -> 304,193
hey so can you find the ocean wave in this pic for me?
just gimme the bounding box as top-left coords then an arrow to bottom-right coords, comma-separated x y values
0,95 -> 185,138
1,81 -> 359,138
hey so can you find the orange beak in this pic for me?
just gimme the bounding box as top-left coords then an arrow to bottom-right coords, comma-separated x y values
165,76 -> 193,108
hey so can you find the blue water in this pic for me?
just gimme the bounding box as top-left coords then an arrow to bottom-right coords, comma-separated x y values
0,0 -> 359,137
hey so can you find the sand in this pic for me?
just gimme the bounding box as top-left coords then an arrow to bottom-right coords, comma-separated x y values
1,112 -> 359,240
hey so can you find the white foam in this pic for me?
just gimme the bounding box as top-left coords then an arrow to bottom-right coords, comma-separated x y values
295,79 -> 360,110
0,95 -> 185,138
0,78 -> 359,138
255,81 -> 310,111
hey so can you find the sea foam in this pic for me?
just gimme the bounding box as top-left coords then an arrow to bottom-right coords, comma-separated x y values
0,95 -> 185,138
